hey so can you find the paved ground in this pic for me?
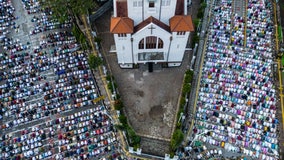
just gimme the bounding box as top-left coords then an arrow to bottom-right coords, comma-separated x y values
276,0 -> 284,158
0,0 -> 122,159
182,0 -> 280,160
93,9 -> 193,156
233,0 -> 245,17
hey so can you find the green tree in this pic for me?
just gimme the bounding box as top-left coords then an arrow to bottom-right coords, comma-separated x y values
192,33 -> 200,48
114,124 -> 125,130
193,18 -> 200,30
40,0 -> 95,24
114,100 -> 124,110
200,2 -> 207,9
186,69 -> 194,76
127,126 -> 141,146
179,96 -> 186,107
119,114 -> 128,125
170,130 -> 184,151
183,83 -> 191,94
88,54 -> 102,69
94,36 -> 102,46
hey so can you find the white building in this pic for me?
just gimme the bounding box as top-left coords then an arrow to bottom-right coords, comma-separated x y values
110,0 -> 194,68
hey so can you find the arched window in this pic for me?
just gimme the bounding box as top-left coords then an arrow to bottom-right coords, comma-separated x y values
158,38 -> 163,48
138,36 -> 164,49
139,39 -> 144,49
146,36 -> 157,49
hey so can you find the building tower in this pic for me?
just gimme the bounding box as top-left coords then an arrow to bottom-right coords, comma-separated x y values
110,0 -> 194,68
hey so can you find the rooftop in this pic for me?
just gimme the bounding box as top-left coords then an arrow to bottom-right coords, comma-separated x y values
134,16 -> 170,33
169,15 -> 194,32
110,17 -> 134,33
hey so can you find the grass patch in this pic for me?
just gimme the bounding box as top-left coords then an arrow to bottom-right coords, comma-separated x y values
170,130 -> 184,151
278,25 -> 283,42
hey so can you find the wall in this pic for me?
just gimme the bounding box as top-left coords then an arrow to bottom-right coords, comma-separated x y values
127,0 -> 177,25
167,32 -> 190,62
114,34 -> 133,64
131,23 -> 172,64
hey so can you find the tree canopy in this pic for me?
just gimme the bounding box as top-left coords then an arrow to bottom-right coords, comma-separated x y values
170,130 -> 184,151
40,0 -> 95,23
88,54 -> 102,69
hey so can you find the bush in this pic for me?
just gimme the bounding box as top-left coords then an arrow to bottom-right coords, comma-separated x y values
170,130 -> 184,151
72,25 -> 89,50
200,2 -> 207,9
119,114 -> 127,125
186,69 -> 194,76
183,83 -> 191,94
197,2 -> 206,19
107,82 -> 113,93
114,124 -> 125,130
193,18 -> 200,30
180,96 -> 186,108
127,126 -> 141,146
116,94 -> 121,99
191,33 -> 200,48
176,122 -> 181,129
114,100 -> 124,110
107,80 -> 117,93
94,36 -> 102,45
197,9 -> 204,19
106,75 -> 113,81
169,151 -> 175,158
88,54 -> 103,69
185,70 -> 194,83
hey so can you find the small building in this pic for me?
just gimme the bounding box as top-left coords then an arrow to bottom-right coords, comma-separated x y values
110,0 -> 194,68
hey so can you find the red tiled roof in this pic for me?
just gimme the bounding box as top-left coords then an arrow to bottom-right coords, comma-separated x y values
169,15 -> 194,32
116,0 -> 128,17
110,17 -> 134,33
134,16 -> 170,33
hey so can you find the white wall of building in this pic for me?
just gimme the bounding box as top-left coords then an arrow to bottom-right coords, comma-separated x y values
168,32 -> 190,62
113,0 -> 117,17
159,0 -> 177,24
114,34 -> 133,64
114,26 -> 190,66
113,0 -> 191,68
127,0 -> 177,25
127,0 -> 143,26
131,23 -> 172,64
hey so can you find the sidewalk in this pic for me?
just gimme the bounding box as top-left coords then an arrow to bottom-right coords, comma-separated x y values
275,1 -> 284,159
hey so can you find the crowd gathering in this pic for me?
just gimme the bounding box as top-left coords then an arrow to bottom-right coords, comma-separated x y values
0,0 -> 122,159
0,0 -> 281,159
186,0 -> 279,159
